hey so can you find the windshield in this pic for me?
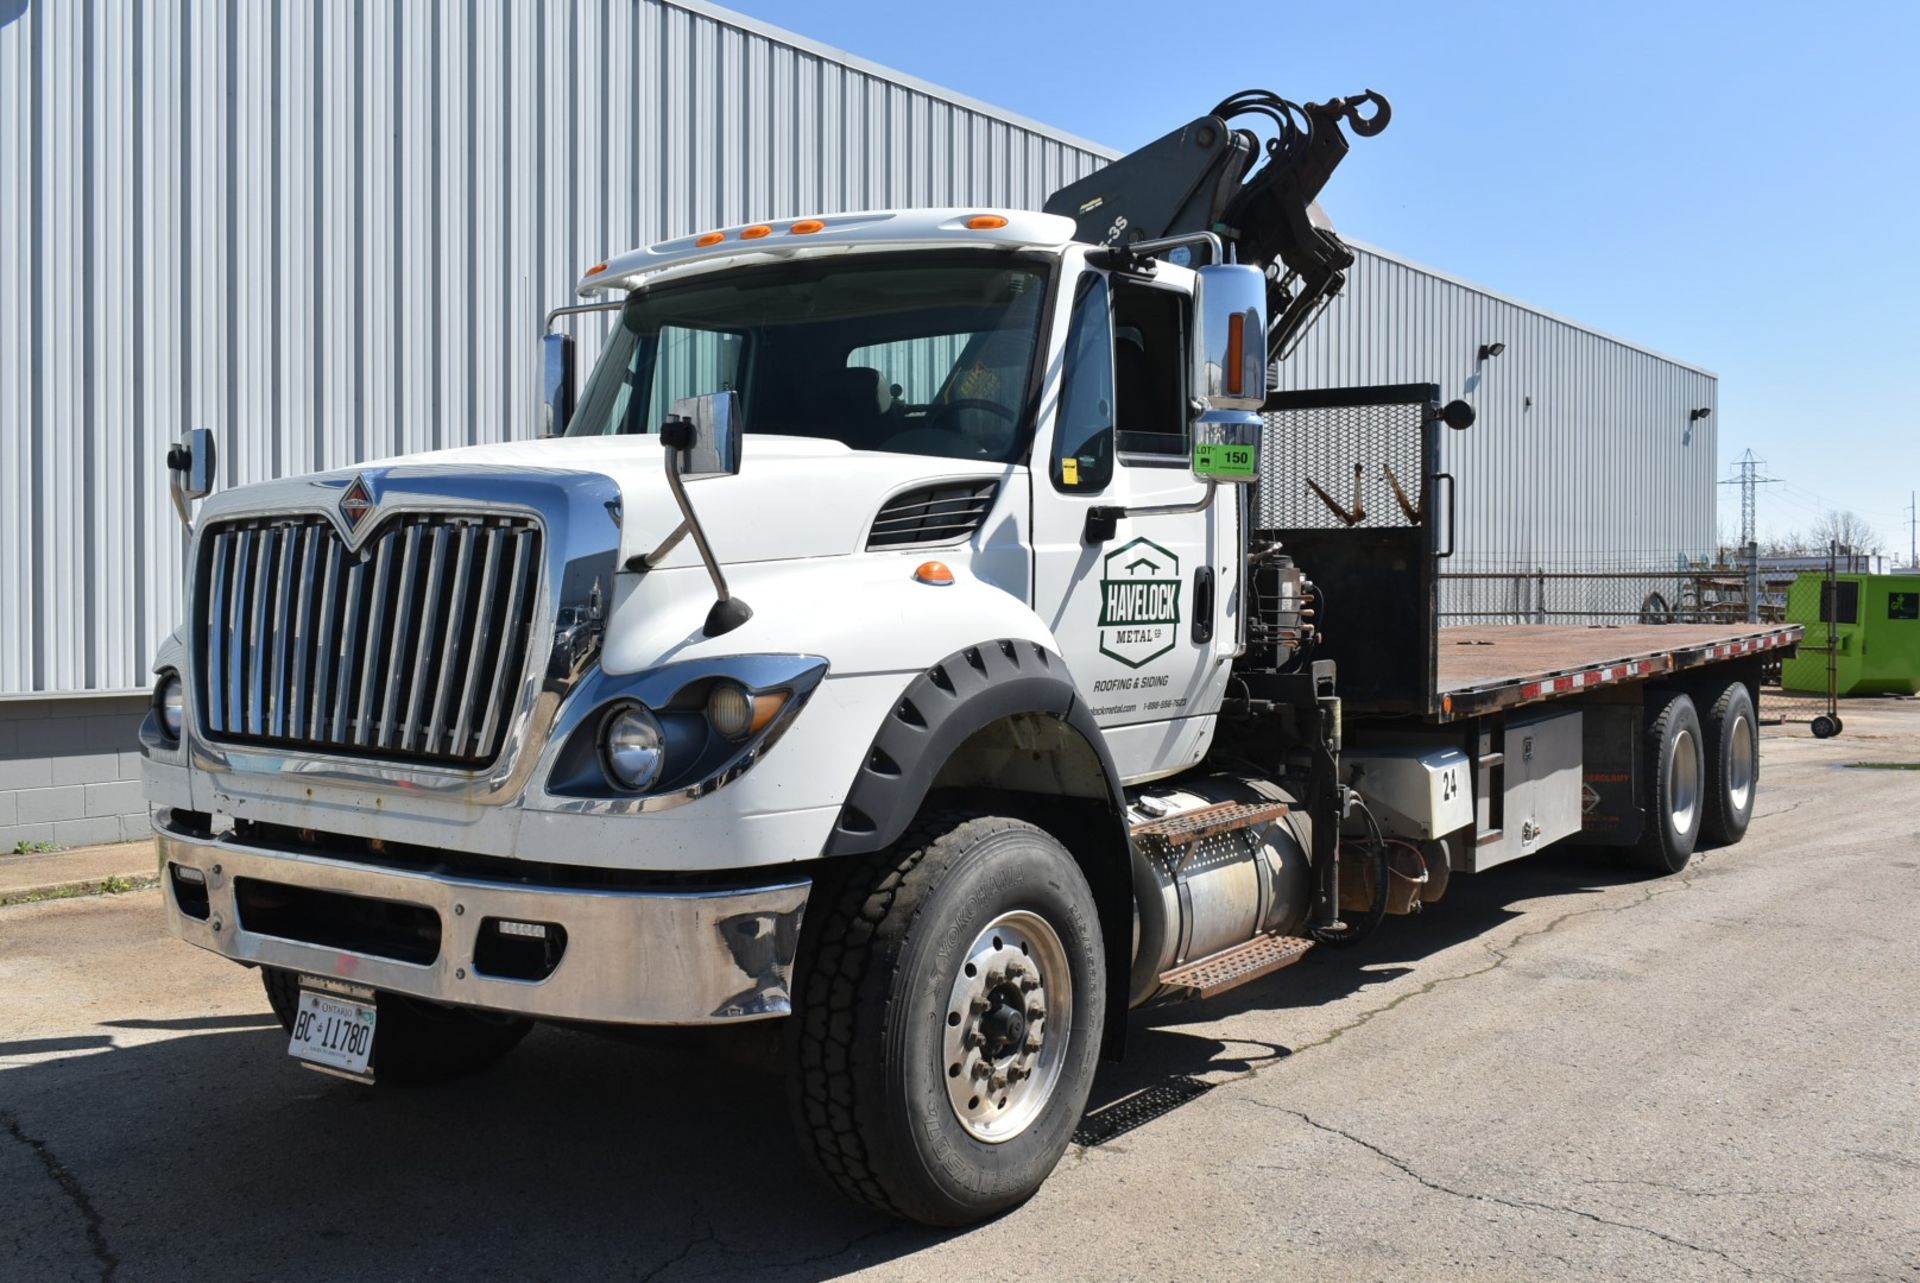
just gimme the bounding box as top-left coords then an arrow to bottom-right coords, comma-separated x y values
566,254 -> 1050,462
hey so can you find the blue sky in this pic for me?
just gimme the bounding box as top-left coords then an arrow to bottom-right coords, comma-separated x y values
722,0 -> 1919,557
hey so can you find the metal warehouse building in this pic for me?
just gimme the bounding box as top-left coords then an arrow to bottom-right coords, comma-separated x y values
0,0 -> 1715,847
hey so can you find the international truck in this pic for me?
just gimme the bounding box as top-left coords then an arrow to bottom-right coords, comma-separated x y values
141,89 -> 1800,1225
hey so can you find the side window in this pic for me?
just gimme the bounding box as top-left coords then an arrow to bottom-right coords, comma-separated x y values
1111,280 -> 1189,459
1051,274 -> 1114,491
1821,580 -> 1860,625
647,327 -> 745,426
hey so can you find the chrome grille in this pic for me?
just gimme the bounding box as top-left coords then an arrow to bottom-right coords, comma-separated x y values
866,481 -> 998,549
194,514 -> 542,767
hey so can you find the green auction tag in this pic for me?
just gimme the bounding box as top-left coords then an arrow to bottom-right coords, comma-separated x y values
1192,441 -> 1257,479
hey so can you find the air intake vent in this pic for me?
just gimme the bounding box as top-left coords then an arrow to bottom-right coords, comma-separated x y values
867,482 -> 998,550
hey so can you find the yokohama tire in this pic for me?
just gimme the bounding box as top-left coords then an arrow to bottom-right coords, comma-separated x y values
1629,691 -> 1705,875
1700,680 -> 1758,846
785,812 -> 1106,1226
262,967 -> 532,1085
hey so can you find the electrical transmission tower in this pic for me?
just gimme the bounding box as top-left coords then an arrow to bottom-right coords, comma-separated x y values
1720,449 -> 1776,622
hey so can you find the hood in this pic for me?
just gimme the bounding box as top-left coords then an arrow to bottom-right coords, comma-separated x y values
342,434 -> 1009,569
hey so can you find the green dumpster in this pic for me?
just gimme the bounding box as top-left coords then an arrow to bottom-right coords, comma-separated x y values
1781,572 -> 1920,696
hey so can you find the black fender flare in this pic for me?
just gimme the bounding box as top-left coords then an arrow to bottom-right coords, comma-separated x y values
823,638 -> 1135,1055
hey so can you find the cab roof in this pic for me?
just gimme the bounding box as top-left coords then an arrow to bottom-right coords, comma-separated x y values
575,208 -> 1079,296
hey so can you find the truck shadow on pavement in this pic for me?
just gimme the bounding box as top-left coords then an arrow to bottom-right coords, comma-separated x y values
2,1013 -> 945,1279
0,848 -> 1649,1281
1075,846 -> 1656,1146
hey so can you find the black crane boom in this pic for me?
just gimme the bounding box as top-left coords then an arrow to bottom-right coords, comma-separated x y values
1042,88 -> 1390,364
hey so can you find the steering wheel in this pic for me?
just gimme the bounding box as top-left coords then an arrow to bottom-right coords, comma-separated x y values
925,397 -> 1019,457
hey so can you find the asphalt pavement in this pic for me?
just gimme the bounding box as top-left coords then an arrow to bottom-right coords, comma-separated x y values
3,702 -> 1916,1281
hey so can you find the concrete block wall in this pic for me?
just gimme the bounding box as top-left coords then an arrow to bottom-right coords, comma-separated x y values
0,697 -> 151,851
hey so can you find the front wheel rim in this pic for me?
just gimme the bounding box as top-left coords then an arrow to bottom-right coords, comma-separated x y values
940,910 -> 1073,1144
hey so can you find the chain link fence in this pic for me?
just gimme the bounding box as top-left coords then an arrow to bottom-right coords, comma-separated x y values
1438,547 -> 1844,734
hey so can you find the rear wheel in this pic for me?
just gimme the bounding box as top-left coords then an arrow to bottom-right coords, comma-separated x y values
1629,691 -> 1705,875
1701,681 -> 1758,846
786,813 -> 1106,1226
262,967 -> 532,1085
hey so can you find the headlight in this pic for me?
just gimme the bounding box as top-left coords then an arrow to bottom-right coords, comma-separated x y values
154,672 -> 184,742
601,704 -> 666,791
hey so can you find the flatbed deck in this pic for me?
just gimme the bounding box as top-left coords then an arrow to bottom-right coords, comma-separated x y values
1433,623 -> 1802,719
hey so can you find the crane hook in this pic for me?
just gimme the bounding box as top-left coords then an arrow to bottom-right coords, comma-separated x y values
1339,90 -> 1392,137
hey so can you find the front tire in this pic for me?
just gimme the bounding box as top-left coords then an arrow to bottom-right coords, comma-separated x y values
1629,691 -> 1705,875
786,813 -> 1106,1226
262,967 -> 532,1085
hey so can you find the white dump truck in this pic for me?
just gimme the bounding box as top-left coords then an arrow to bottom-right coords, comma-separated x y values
141,90 -> 1797,1225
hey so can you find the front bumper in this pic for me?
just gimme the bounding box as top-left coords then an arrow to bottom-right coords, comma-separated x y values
154,819 -> 809,1026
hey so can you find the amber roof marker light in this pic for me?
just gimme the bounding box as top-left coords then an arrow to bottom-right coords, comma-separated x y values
740,224 -> 773,240
789,219 -> 826,235
964,214 -> 1009,230
694,231 -> 725,247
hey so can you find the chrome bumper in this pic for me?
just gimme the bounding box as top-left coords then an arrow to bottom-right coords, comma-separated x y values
154,823 -> 809,1026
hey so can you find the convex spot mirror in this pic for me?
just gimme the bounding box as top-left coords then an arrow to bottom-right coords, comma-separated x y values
665,390 -> 744,478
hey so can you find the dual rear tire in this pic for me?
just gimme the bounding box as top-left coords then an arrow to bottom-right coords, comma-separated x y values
1630,680 -> 1757,874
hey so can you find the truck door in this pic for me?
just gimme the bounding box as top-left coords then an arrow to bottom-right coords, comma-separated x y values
1031,269 -> 1238,782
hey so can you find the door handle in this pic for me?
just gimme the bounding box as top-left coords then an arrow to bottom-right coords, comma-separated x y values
1192,566 -> 1215,644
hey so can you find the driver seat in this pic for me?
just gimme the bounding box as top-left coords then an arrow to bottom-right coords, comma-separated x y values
806,366 -> 894,449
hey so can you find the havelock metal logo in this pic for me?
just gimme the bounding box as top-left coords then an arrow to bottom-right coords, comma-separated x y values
1098,537 -> 1181,668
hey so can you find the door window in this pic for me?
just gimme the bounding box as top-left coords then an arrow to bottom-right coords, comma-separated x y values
1050,275 -> 1115,491
1111,281 -> 1189,459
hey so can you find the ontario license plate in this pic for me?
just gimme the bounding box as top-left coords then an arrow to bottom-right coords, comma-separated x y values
288,989 -> 376,1077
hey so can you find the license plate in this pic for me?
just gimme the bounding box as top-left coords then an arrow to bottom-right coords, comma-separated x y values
288,989 -> 376,1077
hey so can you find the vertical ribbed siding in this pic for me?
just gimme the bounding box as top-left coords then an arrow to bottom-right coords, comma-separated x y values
0,0 -> 1111,696
1274,244 -> 1718,575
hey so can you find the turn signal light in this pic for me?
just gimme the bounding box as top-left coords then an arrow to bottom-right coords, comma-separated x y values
695,231 -> 725,247
913,561 -> 955,586
740,224 -> 773,240
965,214 -> 1008,230
789,219 -> 826,235
1225,310 -> 1246,397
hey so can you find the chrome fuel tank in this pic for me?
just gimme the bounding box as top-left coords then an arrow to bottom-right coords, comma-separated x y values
1128,775 -> 1314,1007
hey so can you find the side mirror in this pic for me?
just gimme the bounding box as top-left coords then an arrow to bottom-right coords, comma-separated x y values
542,332 -> 576,437
168,426 -> 218,499
165,427 -> 217,529
666,391 -> 744,479
645,391 -> 750,637
1192,264 -> 1269,411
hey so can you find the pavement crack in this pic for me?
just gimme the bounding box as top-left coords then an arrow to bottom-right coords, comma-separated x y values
632,1210 -> 716,1282
1,1111 -> 119,1283
684,1222 -> 897,1281
1288,874 -> 1688,1059
1580,1176 -> 1803,1199
1244,1099 -> 1759,1276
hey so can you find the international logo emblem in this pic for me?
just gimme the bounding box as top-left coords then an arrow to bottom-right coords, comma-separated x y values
1098,537 -> 1181,668
339,475 -> 375,534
